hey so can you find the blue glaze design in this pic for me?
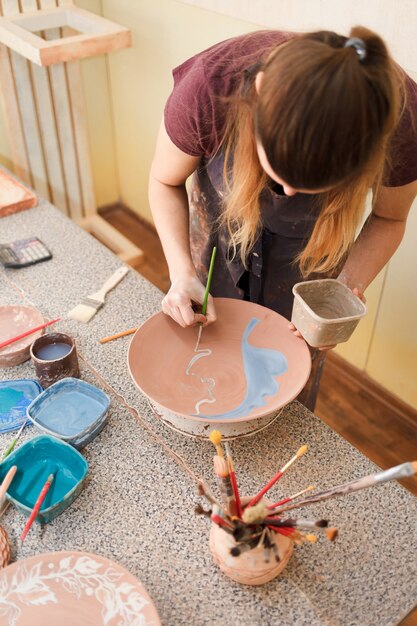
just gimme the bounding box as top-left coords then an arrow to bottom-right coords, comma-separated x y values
197,317 -> 288,420
34,342 -> 72,360
27,378 -> 110,450
0,379 -> 42,433
0,434 -> 88,524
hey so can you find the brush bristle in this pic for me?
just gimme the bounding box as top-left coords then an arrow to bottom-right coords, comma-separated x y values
297,444 -> 308,457
67,302 -> 99,323
316,519 -> 328,528
411,461 -> 417,473
209,430 -> 222,446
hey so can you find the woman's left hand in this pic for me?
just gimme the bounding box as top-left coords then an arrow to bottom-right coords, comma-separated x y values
287,322 -> 336,351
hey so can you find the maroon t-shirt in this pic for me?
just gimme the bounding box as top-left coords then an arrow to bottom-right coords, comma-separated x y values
165,30 -> 417,187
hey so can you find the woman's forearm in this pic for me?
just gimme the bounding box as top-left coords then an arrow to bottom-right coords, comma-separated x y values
148,176 -> 196,282
338,213 -> 406,293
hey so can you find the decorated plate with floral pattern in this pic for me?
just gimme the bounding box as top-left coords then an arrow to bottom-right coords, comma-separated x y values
0,551 -> 161,626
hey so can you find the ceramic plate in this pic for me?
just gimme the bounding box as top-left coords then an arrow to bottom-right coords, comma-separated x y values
0,551 -> 161,626
128,298 -> 311,423
0,305 -> 44,367
0,379 -> 42,433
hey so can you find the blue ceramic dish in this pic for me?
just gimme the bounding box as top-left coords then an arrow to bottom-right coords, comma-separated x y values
27,377 -> 110,449
0,434 -> 88,524
0,379 -> 42,433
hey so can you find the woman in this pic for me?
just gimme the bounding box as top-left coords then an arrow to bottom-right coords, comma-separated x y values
148,26 -> 417,409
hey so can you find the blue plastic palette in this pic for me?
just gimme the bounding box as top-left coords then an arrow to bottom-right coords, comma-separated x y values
0,379 -> 42,433
27,377 -> 110,449
0,434 -> 88,524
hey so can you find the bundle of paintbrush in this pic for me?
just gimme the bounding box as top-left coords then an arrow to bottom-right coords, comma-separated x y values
196,432 -> 417,563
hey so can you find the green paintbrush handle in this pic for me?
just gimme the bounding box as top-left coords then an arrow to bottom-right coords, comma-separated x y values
2,438 -> 17,460
202,246 -> 217,316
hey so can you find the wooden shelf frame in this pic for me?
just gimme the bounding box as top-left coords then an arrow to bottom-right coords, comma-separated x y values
0,5 -> 130,65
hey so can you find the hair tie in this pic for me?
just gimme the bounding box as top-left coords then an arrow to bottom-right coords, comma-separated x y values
344,37 -> 367,62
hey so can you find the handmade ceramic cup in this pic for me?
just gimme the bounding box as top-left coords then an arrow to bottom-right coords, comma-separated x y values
292,279 -> 367,348
30,332 -> 80,388
209,497 -> 293,585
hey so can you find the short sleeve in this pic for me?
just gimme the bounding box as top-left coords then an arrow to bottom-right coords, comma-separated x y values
384,72 -> 417,187
164,56 -> 219,158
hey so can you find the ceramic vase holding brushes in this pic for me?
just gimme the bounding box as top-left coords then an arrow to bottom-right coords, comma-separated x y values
209,496 -> 293,585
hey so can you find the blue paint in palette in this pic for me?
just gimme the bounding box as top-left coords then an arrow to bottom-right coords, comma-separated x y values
0,434 -> 88,524
27,378 -> 110,449
34,391 -> 105,436
0,379 -> 42,433
197,317 -> 288,420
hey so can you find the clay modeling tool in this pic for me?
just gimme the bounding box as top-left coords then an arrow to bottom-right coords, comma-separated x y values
247,444 -> 308,508
20,470 -> 56,543
195,246 -> 217,351
99,326 -> 139,344
2,419 -> 28,460
67,266 -> 129,323
0,465 -> 17,508
269,460 -> 417,515
0,317 -> 60,350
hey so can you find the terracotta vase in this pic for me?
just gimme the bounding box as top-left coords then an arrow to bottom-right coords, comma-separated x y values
209,498 -> 293,585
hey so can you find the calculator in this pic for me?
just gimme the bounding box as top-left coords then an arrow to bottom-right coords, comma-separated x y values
0,237 -> 52,268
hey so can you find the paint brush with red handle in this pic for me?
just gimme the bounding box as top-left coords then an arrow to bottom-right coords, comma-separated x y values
0,318 -> 60,350
268,460 -> 417,516
20,471 -> 55,543
247,444 -> 308,508
267,485 -> 315,510
224,441 -> 243,518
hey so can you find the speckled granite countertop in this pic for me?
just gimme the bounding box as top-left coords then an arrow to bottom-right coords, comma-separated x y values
1,196 -> 416,626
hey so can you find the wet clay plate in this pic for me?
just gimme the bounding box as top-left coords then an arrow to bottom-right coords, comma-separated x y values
128,298 -> 311,423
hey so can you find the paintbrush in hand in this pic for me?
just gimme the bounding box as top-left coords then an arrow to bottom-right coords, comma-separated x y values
195,246 -> 216,351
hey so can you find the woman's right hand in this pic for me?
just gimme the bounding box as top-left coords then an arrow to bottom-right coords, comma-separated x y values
161,275 -> 217,328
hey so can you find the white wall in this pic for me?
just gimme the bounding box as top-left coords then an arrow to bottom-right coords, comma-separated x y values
180,0 -> 417,73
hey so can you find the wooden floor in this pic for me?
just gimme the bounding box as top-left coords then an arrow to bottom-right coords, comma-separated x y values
101,202 -> 417,625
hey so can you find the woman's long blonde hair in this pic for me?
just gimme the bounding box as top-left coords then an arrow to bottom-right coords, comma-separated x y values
220,26 -> 402,276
